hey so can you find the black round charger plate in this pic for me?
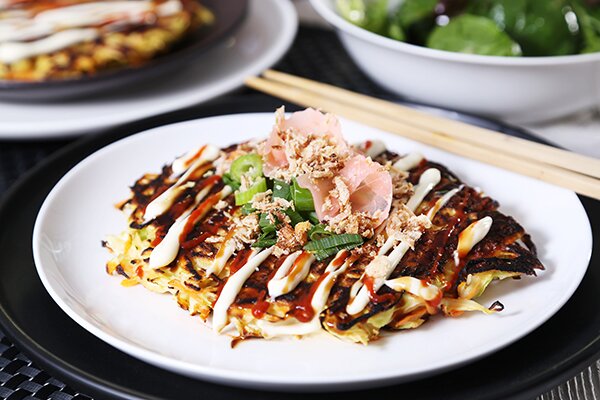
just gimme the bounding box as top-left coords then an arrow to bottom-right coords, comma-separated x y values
0,0 -> 247,101
0,96 -> 598,400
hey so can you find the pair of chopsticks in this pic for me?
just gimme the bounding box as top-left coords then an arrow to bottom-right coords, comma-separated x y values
245,70 -> 600,201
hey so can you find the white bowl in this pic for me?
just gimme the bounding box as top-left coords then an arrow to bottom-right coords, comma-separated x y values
310,0 -> 600,124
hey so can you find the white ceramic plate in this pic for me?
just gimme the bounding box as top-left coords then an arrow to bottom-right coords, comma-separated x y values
32,113 -> 592,391
0,0 -> 296,139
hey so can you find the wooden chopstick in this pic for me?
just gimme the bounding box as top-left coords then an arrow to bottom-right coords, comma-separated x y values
245,74 -> 600,201
263,69 -> 600,180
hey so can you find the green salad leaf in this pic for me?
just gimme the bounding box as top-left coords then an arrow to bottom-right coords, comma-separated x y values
427,14 -> 523,56
572,0 -> 600,53
396,0 -> 438,29
336,0 -> 389,35
478,0 -> 580,56
390,0 -> 438,45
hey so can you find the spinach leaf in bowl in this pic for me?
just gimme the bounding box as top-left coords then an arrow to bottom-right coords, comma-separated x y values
572,0 -> 600,52
478,0 -> 580,56
427,14 -> 522,56
390,0 -> 438,45
336,0 -> 390,35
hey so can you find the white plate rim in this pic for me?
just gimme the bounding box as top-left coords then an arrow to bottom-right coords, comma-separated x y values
32,113 -> 593,390
0,0 -> 297,139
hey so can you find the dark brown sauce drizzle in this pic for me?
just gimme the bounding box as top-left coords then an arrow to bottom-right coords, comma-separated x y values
288,250 -> 350,322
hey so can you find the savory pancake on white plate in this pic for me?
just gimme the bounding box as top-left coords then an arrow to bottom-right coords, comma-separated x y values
104,107 -> 543,344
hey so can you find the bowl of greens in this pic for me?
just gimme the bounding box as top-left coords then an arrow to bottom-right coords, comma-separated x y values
310,0 -> 600,123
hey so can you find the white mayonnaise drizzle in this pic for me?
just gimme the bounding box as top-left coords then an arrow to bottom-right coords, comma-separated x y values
267,252 -> 315,299
356,140 -> 386,159
205,237 -> 236,278
347,168 -> 442,315
143,182 -> 194,223
384,276 -> 440,301
212,247 -> 274,333
257,250 -> 352,337
426,184 -> 464,220
394,152 -> 424,172
171,146 -> 207,176
453,216 -> 493,265
149,185 -> 232,269
0,0 -> 182,63
346,242 -> 411,315
406,168 -> 441,212
143,145 -> 220,223
0,29 -> 98,63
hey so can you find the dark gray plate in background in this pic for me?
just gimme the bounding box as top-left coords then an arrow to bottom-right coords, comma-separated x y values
0,0 -> 247,101
0,96 -> 597,400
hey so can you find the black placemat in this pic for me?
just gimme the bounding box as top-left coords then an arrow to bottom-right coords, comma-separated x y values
0,26 -> 598,400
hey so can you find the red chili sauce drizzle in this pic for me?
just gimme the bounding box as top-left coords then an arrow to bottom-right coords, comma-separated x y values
148,174 -> 221,247
288,250 -> 349,322
363,275 -> 396,305
178,175 -> 223,247
228,249 -> 253,274
289,272 -> 330,323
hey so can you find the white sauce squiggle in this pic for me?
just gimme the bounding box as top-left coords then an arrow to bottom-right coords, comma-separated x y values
347,168 -> 442,315
213,247 -> 274,333
257,251 -> 353,337
143,145 -> 220,223
0,0 -> 183,63
394,152 -> 424,172
267,252 -> 315,299
149,185 -> 232,270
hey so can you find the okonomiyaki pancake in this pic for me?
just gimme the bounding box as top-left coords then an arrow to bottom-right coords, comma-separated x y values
104,107 -> 544,344
0,0 -> 213,81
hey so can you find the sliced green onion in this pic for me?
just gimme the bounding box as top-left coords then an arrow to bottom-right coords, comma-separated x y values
259,212 -> 279,233
252,231 -> 277,248
222,173 -> 240,190
241,203 -> 256,215
304,234 -> 363,252
307,211 -> 320,225
273,179 -> 291,200
314,244 -> 361,260
292,178 -> 315,212
235,177 -> 267,206
283,208 -> 304,226
308,224 -> 334,241
229,154 -> 263,182
310,241 -> 363,261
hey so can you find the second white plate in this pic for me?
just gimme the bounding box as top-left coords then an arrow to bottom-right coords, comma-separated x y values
0,0 -> 297,139
32,113 -> 592,391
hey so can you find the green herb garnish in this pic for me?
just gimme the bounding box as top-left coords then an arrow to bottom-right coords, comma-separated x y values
291,178 -> 315,212
235,177 -> 267,206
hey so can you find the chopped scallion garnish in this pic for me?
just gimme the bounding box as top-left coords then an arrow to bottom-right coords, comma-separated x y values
304,234 -> 363,252
292,178 -> 315,211
283,208 -> 304,226
252,231 -> 277,248
235,177 -> 267,206
259,212 -> 279,233
308,224 -> 334,241
273,179 -> 291,200
229,153 -> 263,182
222,173 -> 240,190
